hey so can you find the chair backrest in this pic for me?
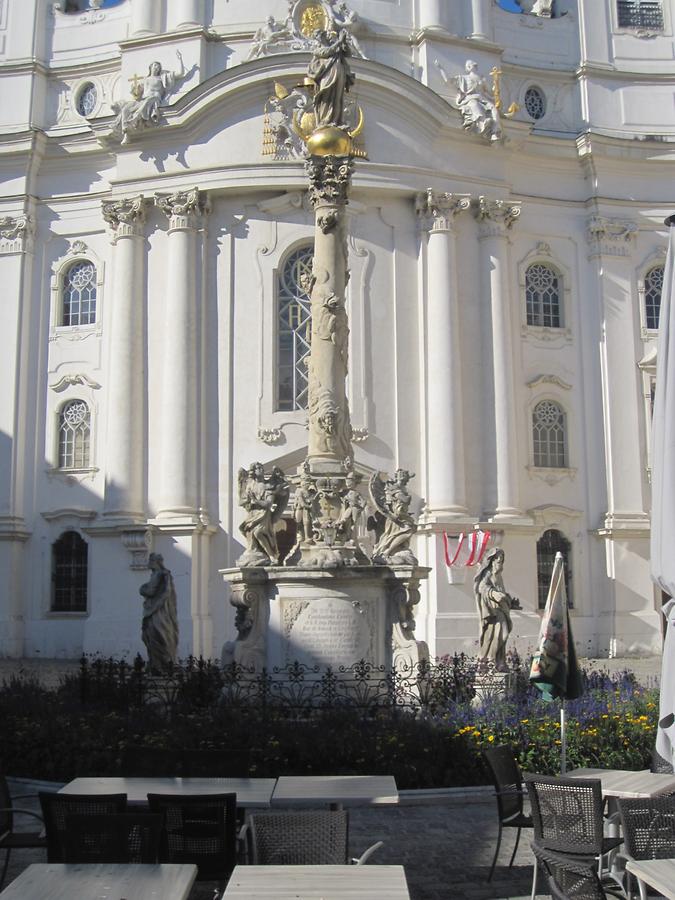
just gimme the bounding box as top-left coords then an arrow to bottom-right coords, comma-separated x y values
146,792 -> 237,881
524,775 -> 605,856
482,744 -> 525,823
120,746 -> 182,777
618,795 -> 675,860
533,843 -> 607,900
64,813 -> 163,864
249,810 -> 349,865
650,748 -> 674,775
39,792 -> 127,862
182,748 -> 251,778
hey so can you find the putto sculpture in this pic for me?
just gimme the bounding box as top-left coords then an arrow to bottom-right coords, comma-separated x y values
368,470 -> 418,566
237,463 -> 290,567
473,549 -> 521,672
110,52 -> 186,144
139,553 -> 178,674
247,0 -> 366,60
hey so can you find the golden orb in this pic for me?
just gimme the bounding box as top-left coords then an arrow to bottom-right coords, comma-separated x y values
306,126 -> 352,157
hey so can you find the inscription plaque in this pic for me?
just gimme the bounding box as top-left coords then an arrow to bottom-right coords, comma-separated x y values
284,596 -> 373,667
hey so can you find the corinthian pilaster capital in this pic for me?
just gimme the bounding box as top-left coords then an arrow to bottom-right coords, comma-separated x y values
155,187 -> 210,231
473,196 -> 521,238
0,214 -> 34,255
415,190 -> 471,233
586,215 -> 637,259
102,195 -> 148,241
305,156 -> 355,208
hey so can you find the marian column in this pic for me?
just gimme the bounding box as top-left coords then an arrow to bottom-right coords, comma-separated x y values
416,191 -> 471,518
102,196 -> 148,520
474,197 -> 523,520
155,187 -> 209,519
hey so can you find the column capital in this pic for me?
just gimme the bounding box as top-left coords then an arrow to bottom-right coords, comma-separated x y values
586,215 -> 637,260
474,196 -> 521,238
102,195 -> 148,241
416,191 -> 471,233
156,187 -> 210,231
0,214 -> 34,255
305,156 -> 355,209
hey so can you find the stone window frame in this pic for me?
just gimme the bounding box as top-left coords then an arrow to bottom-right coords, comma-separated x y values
275,241 -> 314,414
532,398 -> 568,468
71,77 -> 103,120
637,248 -> 667,339
57,398 -> 92,470
525,380 -> 577,485
50,246 -> 105,340
47,391 -> 99,482
518,244 -> 572,345
523,84 -> 547,122
614,0 -> 667,34
49,528 -> 89,616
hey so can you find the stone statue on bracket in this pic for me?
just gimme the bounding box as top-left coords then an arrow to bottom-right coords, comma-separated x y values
454,59 -> 503,143
139,553 -> 178,674
473,548 -> 521,672
368,469 -> 418,566
110,52 -> 186,145
236,462 -> 290,567
519,0 -> 554,16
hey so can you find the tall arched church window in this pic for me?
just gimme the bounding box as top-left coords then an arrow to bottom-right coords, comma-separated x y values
51,531 -> 88,612
58,400 -> 91,469
277,245 -> 314,411
536,529 -> 573,609
525,263 -> 562,328
62,260 -> 97,326
533,400 -> 567,468
645,265 -> 664,331
617,1 -> 663,29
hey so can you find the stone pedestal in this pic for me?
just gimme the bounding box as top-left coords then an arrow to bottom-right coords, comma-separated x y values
220,565 -> 429,674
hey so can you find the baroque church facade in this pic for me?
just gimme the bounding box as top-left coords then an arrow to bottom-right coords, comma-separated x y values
0,0 -> 671,661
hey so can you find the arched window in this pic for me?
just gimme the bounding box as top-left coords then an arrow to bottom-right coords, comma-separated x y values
533,400 -> 567,468
645,265 -> 664,331
62,260 -> 97,327
51,531 -> 88,612
58,400 -> 91,469
537,529 -> 573,609
277,245 -> 313,411
525,263 -> 562,328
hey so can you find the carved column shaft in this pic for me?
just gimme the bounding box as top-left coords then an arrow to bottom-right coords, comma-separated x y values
155,189 -> 209,518
103,197 -> 147,519
475,198 -> 522,519
418,192 -> 470,516
131,0 -> 160,34
167,0 -> 204,30
418,0 -> 445,29
306,156 -> 355,473
469,0 -> 490,39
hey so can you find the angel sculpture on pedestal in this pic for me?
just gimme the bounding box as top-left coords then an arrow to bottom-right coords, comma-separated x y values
368,469 -> 418,566
236,462 -> 290,567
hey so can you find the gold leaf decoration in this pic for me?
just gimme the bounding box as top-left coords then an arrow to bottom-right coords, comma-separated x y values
300,4 -> 327,36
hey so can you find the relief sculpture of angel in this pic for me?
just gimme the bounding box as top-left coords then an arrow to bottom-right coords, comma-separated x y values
368,469 -> 418,566
236,462 -> 290,567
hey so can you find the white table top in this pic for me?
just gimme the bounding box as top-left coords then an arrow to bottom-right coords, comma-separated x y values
568,768 -> 675,798
0,863 -> 197,900
60,776 -> 277,807
626,858 -> 675,899
223,864 -> 410,899
271,775 -> 399,807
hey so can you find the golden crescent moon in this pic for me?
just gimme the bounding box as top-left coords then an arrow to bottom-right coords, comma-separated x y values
348,104 -> 364,140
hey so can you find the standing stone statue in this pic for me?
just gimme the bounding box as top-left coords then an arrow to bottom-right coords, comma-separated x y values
307,28 -> 355,128
368,469 -> 418,565
139,553 -> 178,673
473,549 -> 521,672
236,463 -> 290,566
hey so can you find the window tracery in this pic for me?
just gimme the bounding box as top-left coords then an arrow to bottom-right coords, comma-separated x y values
58,400 -> 91,469
277,245 -> 314,411
533,400 -> 567,468
525,263 -> 562,328
62,260 -> 97,326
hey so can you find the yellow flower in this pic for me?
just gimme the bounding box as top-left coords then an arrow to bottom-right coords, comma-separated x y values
521,719 -> 529,724
488,735 -> 495,743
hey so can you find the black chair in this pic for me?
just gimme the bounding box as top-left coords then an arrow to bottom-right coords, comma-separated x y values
525,775 -> 622,900
39,792 -> 127,862
618,795 -> 675,900
246,810 -> 383,866
0,773 -> 48,890
64,812 -> 163,864
533,844 -> 624,900
147,792 -> 237,883
120,746 -> 182,777
181,749 -> 252,778
650,748 -> 674,775
482,744 -> 533,880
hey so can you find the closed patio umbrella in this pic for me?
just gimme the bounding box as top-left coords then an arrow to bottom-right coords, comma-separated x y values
650,216 -> 675,770
529,552 -> 583,773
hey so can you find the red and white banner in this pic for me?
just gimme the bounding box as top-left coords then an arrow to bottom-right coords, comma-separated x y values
442,529 -> 491,569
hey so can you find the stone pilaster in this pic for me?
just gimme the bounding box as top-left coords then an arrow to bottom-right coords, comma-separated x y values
469,0 -> 490,40
102,195 -> 148,520
418,0 -> 445,30
416,191 -> 471,518
167,0 -> 204,30
474,196 -> 523,520
154,187 -> 209,519
131,0 -> 160,34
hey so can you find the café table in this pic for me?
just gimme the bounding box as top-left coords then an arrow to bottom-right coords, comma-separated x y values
568,768 -> 675,799
0,863 -> 197,900
626,858 -> 675,899
60,776 -> 277,809
223,864 -> 410,899
271,774 -> 399,808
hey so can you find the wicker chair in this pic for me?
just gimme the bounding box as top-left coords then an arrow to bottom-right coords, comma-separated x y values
182,749 -> 252,778
482,744 -> 533,880
650,749 -> 674,775
39,792 -> 127,863
525,775 -> 622,900
532,844 -> 625,900
64,813 -> 163,864
246,810 -> 383,866
0,773 -> 48,890
147,792 -> 237,882
120,746 -> 182,777
617,795 -> 675,900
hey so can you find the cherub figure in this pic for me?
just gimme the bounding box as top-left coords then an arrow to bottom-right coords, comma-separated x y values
236,462 -> 290,566
368,469 -> 418,565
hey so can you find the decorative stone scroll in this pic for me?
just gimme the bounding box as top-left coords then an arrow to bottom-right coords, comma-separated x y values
473,196 -> 522,236
0,215 -> 34,255
415,190 -> 471,233
586,216 -> 638,259
101,195 -> 148,239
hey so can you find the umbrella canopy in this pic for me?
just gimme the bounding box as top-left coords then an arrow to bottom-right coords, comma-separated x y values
650,218 -> 675,769
529,552 -> 583,702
